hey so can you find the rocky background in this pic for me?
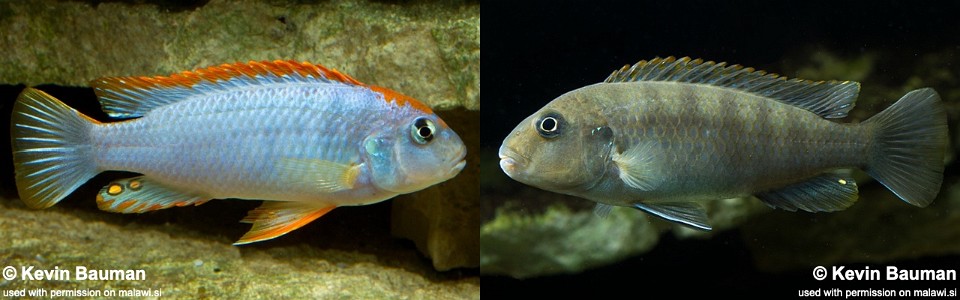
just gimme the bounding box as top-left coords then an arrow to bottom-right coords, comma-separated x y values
0,0 -> 479,298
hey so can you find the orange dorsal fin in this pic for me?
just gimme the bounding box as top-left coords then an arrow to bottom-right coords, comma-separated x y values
99,60 -> 363,90
233,201 -> 336,245
91,60 -> 366,119
92,60 -> 433,120
368,85 -> 434,114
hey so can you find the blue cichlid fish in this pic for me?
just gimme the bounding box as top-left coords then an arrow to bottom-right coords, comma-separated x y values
12,60 -> 466,244
499,57 -> 947,230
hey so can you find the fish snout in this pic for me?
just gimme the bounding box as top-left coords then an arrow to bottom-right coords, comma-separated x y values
498,145 -> 525,177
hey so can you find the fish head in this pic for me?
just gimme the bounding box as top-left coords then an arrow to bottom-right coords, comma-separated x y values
364,113 -> 466,194
499,93 -> 614,194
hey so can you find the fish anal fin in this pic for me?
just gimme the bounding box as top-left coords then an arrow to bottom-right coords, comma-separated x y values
756,173 -> 859,212
96,176 -> 209,213
277,158 -> 361,193
634,202 -> 712,230
604,56 -> 860,118
234,202 -> 336,245
612,142 -> 662,191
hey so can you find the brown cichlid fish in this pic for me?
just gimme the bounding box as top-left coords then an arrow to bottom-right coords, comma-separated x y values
499,57 -> 948,230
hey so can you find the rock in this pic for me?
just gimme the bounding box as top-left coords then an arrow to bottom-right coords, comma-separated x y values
479,147 -> 770,278
392,108 -> 480,271
0,0 -> 480,110
479,189 -> 769,278
0,199 -> 479,298
0,0 -> 480,273
480,198 -> 661,279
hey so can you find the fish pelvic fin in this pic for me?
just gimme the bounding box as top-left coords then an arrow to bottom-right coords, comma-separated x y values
234,201 -> 336,245
96,176 -> 210,213
11,88 -> 100,209
634,202 -> 712,231
593,203 -> 615,218
864,88 -> 948,207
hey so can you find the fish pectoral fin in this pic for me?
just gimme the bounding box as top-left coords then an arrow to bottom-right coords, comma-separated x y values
634,202 -> 712,231
613,142 -> 662,191
756,172 -> 859,212
277,158 -> 361,193
234,201 -> 336,245
96,176 -> 210,214
593,203 -> 615,218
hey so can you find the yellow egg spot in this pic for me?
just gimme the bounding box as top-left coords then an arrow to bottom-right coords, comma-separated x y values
838,179 -> 847,185
129,180 -> 142,190
107,184 -> 123,195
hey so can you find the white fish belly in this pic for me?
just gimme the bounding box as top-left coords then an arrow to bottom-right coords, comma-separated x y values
91,85 -> 387,203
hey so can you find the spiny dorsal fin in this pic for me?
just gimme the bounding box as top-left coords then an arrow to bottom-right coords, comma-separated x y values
91,60 -> 434,118
604,56 -> 861,119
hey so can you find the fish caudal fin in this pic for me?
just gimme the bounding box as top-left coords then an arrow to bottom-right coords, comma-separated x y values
863,88 -> 948,207
11,88 -> 100,209
234,202 -> 336,245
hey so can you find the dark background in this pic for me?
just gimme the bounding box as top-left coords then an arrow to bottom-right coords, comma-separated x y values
481,0 -> 960,297
483,0 -> 959,146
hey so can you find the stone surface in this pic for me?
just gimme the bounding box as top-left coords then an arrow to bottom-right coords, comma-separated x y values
0,0 -> 480,111
0,0 -> 480,295
0,0 -> 480,274
392,108 -> 480,271
0,199 -> 479,298
479,147 -> 770,278
480,199 -> 660,279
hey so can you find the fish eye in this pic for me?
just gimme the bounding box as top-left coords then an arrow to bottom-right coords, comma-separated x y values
411,117 -> 435,144
537,114 -> 562,138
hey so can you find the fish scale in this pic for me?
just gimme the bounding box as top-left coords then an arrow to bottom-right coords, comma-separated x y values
500,56 -> 946,230
11,60 -> 466,244
96,89 -> 377,200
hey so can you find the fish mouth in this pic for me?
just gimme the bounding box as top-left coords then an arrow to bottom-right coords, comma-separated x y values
498,145 -> 526,176
446,145 -> 468,177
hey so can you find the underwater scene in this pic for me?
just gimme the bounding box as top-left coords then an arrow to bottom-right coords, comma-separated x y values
3,0 -> 960,298
483,1 -> 960,297
0,0 -> 479,298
